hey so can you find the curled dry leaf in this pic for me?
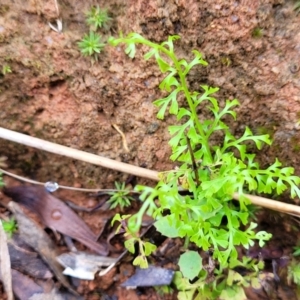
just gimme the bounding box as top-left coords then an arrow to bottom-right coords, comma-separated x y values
56,251 -> 118,280
3,186 -> 108,255
11,269 -> 43,300
8,201 -> 78,295
0,220 -> 14,300
8,234 -> 53,279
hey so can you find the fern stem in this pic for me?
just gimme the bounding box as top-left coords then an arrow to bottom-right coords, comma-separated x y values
159,47 -> 213,164
183,235 -> 190,249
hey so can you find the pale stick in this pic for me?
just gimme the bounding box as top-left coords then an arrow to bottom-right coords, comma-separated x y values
0,127 -> 158,181
0,126 -> 299,217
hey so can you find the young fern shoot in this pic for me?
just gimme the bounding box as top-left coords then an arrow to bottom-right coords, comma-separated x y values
109,33 -> 300,269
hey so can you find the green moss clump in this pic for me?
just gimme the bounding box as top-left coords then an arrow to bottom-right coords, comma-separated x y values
220,56 -> 231,66
255,125 -> 275,138
252,27 -> 263,38
291,136 -> 300,152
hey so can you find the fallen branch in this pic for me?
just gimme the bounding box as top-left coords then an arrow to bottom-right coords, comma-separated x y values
232,192 -> 300,217
0,126 -> 299,217
0,127 -> 158,181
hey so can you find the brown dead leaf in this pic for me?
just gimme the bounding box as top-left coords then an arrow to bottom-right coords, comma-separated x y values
8,201 -> 78,295
11,269 -> 44,300
3,186 -> 108,255
10,269 -> 83,300
8,234 -> 53,279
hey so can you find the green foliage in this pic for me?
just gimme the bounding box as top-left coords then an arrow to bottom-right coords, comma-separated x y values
77,31 -> 105,60
288,259 -> 300,285
293,245 -> 300,256
294,1 -> 300,14
2,64 -> 11,75
107,181 -> 134,210
0,172 -> 4,188
85,6 -> 111,30
110,33 -> 300,296
78,5 -> 112,61
174,256 -> 263,300
155,285 -> 173,296
112,214 -> 156,268
1,218 -> 17,237
178,251 -> 202,281
251,27 -> 263,38
0,172 -> 15,238
220,56 -> 231,66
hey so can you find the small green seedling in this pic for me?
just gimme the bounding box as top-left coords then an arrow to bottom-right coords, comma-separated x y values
2,218 -> 17,237
288,259 -> 300,285
107,182 -> 134,210
112,214 -> 156,268
86,6 -> 111,30
2,65 -> 12,75
0,175 -> 4,188
78,31 -> 105,60
251,27 -> 263,38
294,1 -> 300,14
0,176 -> 16,237
293,245 -> 300,256
155,285 -> 173,297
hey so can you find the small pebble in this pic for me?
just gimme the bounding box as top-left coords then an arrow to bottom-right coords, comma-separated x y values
289,63 -> 299,74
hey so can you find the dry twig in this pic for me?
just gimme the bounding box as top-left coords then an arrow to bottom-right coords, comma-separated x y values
0,126 -> 299,217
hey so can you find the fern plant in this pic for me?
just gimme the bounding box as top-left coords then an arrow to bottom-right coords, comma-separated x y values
109,33 -> 300,298
85,6 -> 111,30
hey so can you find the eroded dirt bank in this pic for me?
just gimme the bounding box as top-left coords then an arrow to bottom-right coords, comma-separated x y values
0,0 -> 300,185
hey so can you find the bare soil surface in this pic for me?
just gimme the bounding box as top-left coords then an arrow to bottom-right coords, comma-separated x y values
1,0 -> 300,299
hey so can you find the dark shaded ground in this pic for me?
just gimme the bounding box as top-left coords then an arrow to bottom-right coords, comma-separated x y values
0,0 -> 300,299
